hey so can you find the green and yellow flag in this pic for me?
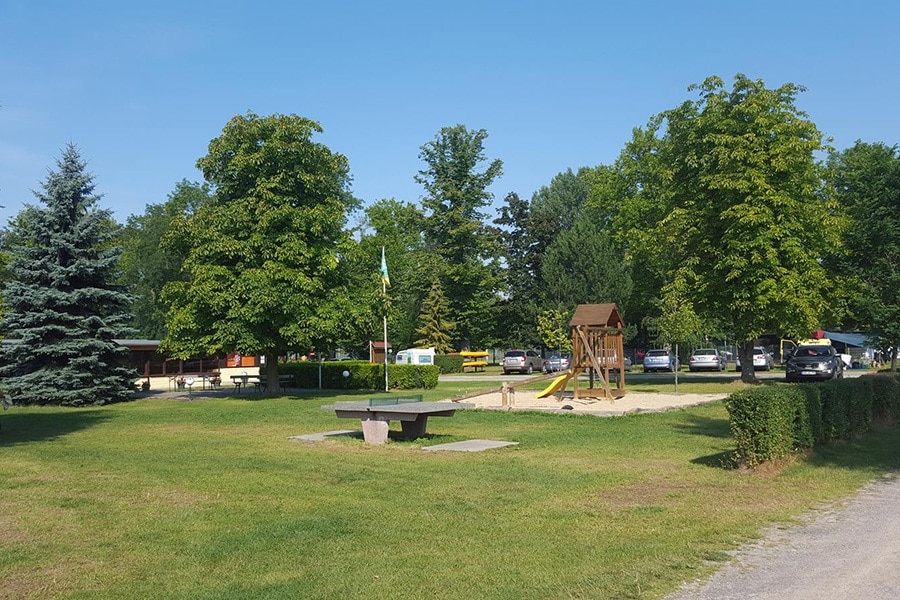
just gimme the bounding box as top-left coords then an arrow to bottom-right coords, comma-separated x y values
380,246 -> 390,287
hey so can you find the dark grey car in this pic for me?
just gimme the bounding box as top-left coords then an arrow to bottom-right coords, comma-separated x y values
785,345 -> 844,382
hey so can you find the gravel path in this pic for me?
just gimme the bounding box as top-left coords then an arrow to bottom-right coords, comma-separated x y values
667,474 -> 900,599
464,386 -> 900,599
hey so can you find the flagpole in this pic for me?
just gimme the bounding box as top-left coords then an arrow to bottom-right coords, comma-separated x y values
381,247 -> 389,392
383,277 -> 389,392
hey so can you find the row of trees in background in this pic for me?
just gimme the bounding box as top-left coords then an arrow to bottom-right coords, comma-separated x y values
2,74 -> 899,403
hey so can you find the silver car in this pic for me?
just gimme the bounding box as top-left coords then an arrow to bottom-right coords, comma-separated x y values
502,349 -> 543,375
688,348 -> 726,372
643,349 -> 679,372
542,354 -> 571,374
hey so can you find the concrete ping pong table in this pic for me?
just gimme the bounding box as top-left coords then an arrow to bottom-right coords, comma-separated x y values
322,397 -> 472,445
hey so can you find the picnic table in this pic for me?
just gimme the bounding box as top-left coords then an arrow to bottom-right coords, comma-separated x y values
322,397 -> 471,444
231,374 -> 252,392
230,374 -> 294,393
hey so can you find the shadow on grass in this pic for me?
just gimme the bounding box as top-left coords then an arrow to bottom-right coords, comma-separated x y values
672,413 -> 732,439
0,410 -> 110,446
691,451 -> 737,469
804,424 -> 900,472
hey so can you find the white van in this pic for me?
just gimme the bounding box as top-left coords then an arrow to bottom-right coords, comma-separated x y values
394,347 -> 436,365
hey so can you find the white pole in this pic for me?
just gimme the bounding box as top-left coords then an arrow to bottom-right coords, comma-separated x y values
383,277 -> 389,392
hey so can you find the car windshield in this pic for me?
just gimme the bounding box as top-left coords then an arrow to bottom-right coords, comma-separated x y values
797,346 -> 830,357
753,349 -> 766,355
693,349 -> 716,355
647,350 -> 668,357
505,351 -> 525,357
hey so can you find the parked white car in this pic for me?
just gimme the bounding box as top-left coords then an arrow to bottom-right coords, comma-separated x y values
735,347 -> 774,371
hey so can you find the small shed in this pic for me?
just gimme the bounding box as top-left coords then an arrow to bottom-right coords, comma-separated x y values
569,303 -> 627,399
369,341 -> 392,364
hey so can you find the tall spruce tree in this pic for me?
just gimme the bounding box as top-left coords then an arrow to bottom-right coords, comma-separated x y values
0,145 -> 136,405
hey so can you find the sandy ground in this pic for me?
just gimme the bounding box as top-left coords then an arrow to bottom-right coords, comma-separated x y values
460,389 -> 728,416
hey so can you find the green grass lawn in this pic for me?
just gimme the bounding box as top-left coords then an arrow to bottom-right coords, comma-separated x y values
2,386 -> 898,599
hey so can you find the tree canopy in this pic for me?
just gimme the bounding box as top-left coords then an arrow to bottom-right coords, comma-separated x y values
119,179 -> 211,339
416,125 -> 503,349
161,112 -> 363,383
607,74 -> 842,381
828,141 -> 900,369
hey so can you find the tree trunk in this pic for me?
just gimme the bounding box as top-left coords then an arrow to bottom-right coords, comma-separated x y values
265,352 -> 279,395
739,340 -> 759,384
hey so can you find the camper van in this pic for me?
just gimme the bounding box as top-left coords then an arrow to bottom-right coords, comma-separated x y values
394,347 -> 436,365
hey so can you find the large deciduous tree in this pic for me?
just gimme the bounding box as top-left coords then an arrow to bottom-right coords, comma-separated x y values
161,113 -> 362,385
610,74 -> 842,382
495,168 -> 594,346
416,125 -> 503,350
539,210 -> 632,310
357,199 -> 429,351
0,145 -> 136,405
828,141 -> 900,370
119,180 -> 211,339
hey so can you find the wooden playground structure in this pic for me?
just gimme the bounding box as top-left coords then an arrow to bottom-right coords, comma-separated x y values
535,303 -> 627,401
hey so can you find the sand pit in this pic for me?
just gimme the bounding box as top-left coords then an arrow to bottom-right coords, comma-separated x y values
460,388 -> 728,416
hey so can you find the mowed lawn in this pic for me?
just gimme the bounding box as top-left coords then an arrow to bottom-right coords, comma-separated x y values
2,386 -> 899,599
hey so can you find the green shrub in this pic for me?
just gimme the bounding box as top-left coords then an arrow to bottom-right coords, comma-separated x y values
818,380 -> 851,442
725,374 -> 897,467
869,373 -> 900,421
724,386 -> 799,466
387,364 -> 440,389
278,360 -> 438,390
793,385 -> 823,448
434,354 -> 464,374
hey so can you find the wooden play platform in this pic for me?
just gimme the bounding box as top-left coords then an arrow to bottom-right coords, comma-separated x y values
536,303 -> 627,401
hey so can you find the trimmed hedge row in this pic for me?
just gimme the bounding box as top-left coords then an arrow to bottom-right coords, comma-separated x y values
725,374 -> 900,467
434,354 -> 464,374
278,360 -> 439,390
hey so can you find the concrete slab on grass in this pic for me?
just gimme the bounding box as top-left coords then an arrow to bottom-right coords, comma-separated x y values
422,439 -> 518,452
290,430 -> 360,442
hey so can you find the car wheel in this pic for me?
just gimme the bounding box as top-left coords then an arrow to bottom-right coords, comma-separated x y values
689,367 -> 696,372
503,370 -> 510,375
526,365 -> 533,375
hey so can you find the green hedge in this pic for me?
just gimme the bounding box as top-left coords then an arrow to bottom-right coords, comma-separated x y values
725,374 -> 899,467
434,354 -> 464,374
278,360 -> 439,390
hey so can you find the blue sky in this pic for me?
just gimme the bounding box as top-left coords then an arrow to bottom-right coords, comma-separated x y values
2,1 -> 898,226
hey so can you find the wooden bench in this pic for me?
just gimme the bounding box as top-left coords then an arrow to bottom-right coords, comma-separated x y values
323,396 -> 470,444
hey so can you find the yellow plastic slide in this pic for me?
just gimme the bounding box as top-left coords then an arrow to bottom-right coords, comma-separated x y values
536,374 -> 570,399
